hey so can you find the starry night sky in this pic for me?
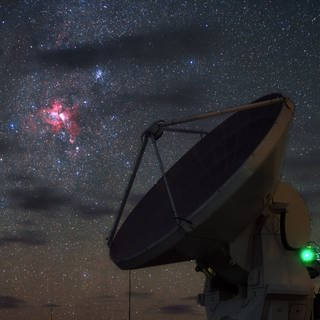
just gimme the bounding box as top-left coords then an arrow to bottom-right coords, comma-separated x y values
0,1 -> 319,319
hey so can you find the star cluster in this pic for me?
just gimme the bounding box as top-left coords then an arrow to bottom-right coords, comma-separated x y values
0,1 -> 319,319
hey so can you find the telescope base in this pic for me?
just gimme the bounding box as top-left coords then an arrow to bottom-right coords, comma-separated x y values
198,201 -> 314,320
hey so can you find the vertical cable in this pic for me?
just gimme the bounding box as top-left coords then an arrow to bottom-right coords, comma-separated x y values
128,270 -> 132,320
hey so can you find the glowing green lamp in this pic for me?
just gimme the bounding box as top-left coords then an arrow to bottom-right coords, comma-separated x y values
300,246 -> 317,264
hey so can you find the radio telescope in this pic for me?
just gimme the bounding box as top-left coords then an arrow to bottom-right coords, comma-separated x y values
107,94 -> 320,319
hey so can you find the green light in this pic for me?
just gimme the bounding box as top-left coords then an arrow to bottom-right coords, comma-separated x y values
300,247 -> 317,264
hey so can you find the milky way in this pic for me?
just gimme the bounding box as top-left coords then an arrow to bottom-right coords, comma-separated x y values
0,1 -> 320,320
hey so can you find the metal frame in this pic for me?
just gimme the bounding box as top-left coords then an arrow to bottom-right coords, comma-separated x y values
107,97 -> 285,246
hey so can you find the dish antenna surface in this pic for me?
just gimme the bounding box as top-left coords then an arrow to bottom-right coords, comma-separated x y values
107,94 -> 320,319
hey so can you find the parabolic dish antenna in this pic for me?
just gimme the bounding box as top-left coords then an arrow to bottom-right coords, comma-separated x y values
108,93 -> 320,319
108,94 -> 294,270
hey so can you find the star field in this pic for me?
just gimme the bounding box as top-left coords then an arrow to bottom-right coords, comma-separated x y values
0,1 -> 320,319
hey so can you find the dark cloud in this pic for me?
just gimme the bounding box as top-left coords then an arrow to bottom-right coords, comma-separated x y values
6,173 -> 36,184
283,151 -> 320,183
38,24 -> 220,68
0,230 -> 47,246
305,192 -> 320,204
0,135 -> 24,155
303,114 -> 320,135
284,156 -> 320,172
95,294 -> 114,300
117,82 -> 206,108
0,138 -> 10,153
16,219 -> 37,227
303,191 -> 320,212
42,303 -> 60,308
9,183 -> 114,219
180,295 -> 198,301
76,203 -> 114,219
0,296 -> 26,309
158,304 -> 197,314
9,186 -> 71,211
126,291 -> 153,299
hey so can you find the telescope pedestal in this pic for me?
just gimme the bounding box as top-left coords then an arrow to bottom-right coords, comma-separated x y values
200,204 -> 314,320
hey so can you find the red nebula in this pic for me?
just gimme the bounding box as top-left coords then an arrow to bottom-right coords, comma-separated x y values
39,99 -> 80,144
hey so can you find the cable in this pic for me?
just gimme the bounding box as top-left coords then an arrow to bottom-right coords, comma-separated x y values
278,209 -> 299,251
128,270 -> 131,320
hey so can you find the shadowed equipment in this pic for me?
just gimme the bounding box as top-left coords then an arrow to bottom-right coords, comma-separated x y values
107,94 -> 320,319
